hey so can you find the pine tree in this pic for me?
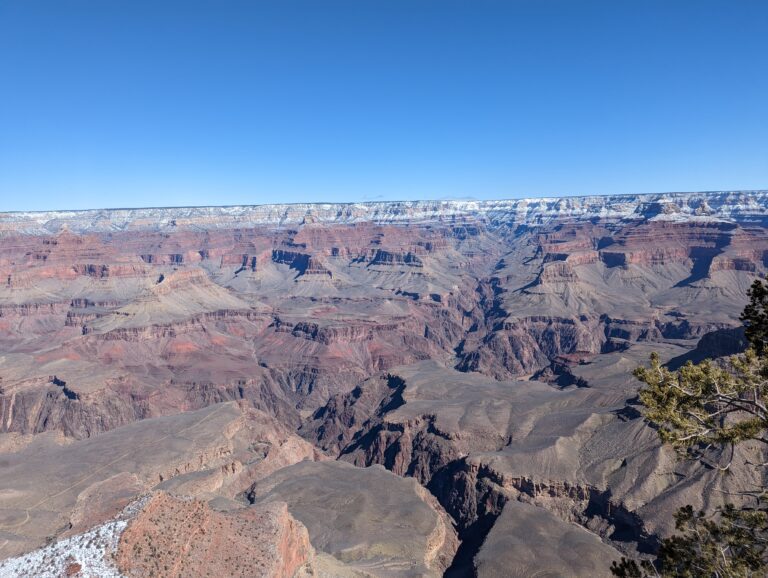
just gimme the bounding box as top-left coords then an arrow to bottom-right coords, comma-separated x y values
612,279 -> 768,577
742,279 -> 768,355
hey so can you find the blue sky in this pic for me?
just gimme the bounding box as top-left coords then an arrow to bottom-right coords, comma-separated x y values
1,0 -> 766,211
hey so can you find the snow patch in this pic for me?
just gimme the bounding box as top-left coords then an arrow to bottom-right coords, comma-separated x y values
0,497 -> 148,578
0,521 -> 126,578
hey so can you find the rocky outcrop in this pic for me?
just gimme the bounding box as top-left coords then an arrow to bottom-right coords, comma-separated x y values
0,402 -> 323,560
472,500 -> 625,578
0,492 -> 316,578
457,310 -> 737,379
457,316 -> 603,378
305,364 -> 514,486
272,249 -> 332,277
667,326 -> 748,369
367,249 -> 424,267
116,493 -> 315,578
0,382 -> 150,438
248,460 -> 458,577
0,369 -> 303,440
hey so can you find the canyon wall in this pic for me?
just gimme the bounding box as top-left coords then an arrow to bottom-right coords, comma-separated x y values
1,191 -> 767,576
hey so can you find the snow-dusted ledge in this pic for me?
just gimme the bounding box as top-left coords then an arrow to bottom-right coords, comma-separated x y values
0,498 -> 148,578
1,190 -> 767,234
0,521 -> 126,578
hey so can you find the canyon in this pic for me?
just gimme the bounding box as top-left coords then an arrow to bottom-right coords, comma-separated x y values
1,190 -> 767,577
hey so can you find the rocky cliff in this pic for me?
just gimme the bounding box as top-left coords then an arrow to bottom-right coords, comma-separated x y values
1,190 -> 767,576
2,190 -> 768,234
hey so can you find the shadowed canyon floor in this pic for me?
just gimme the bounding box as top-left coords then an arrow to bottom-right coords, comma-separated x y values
1,191 -> 768,576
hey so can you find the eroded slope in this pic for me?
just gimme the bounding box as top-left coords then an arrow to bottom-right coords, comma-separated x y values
2,192 -> 768,576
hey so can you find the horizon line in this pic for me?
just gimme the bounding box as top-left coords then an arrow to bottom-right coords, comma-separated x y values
3,188 -> 768,216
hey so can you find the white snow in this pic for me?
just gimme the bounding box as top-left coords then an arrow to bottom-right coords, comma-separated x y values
1,190 -> 767,234
0,497 -> 148,578
0,521 -> 127,578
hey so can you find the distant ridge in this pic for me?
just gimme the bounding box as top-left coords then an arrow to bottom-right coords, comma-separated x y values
1,190 -> 767,234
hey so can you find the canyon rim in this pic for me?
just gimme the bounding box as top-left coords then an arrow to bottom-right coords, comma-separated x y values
0,190 -> 766,576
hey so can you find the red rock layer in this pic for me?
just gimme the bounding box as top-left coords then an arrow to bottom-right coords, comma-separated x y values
116,493 -> 313,578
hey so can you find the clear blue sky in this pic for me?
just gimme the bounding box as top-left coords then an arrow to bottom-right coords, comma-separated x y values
1,0 -> 766,211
